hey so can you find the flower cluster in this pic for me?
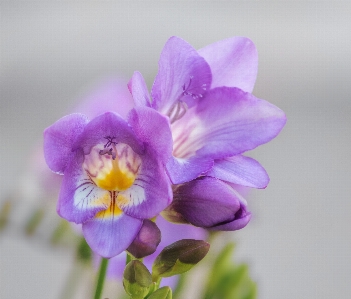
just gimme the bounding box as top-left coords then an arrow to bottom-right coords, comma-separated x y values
44,36 -> 286,258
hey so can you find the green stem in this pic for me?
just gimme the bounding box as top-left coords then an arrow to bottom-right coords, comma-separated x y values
126,252 -> 132,265
153,276 -> 162,290
93,257 -> 109,299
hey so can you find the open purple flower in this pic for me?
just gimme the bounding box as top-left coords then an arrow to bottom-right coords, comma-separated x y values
128,36 -> 286,231
44,107 -> 173,258
128,36 -> 286,185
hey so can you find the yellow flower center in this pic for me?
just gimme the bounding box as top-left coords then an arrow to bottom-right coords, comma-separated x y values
83,143 -> 141,191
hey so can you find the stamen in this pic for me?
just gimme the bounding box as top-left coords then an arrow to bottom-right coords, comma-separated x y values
181,76 -> 205,100
167,76 -> 206,123
99,137 -> 118,159
167,101 -> 188,124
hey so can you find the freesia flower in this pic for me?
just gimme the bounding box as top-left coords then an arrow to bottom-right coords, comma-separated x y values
43,105 -> 173,258
128,36 -> 286,231
34,77 -> 206,281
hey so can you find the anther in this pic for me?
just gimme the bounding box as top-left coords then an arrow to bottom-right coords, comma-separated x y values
181,76 -> 205,100
99,137 -> 118,159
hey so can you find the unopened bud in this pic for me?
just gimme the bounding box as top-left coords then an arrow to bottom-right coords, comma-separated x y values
123,260 -> 152,299
152,239 -> 210,279
127,219 -> 161,258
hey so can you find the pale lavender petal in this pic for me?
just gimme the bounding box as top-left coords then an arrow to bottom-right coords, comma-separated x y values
174,87 -> 286,160
44,113 -> 89,174
207,155 -> 269,188
151,36 -> 212,114
166,155 -> 213,184
127,219 -> 161,258
71,77 -> 134,120
57,154 -> 110,223
73,112 -> 144,155
128,107 -> 173,163
127,71 -> 151,107
198,37 -> 258,92
168,177 -> 242,228
83,211 -> 142,258
117,157 -> 172,219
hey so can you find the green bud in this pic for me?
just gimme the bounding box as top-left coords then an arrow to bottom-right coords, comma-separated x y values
152,239 -> 210,279
148,286 -> 172,299
123,260 -> 152,299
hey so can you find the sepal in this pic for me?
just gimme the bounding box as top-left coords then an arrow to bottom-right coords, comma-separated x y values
147,286 -> 172,299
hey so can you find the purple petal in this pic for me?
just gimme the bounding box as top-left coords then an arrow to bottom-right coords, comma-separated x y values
44,113 -> 89,174
117,157 -> 172,219
151,36 -> 212,114
166,155 -> 213,184
57,154 -> 110,223
127,72 -> 151,107
207,155 -> 269,189
73,112 -> 144,155
83,210 -> 142,258
198,37 -> 258,92
174,87 -> 286,160
167,177 -> 242,228
209,204 -> 251,231
128,107 -> 173,164
71,77 -> 134,120
127,219 -> 161,258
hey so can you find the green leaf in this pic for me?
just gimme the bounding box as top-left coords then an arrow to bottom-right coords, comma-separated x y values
203,242 -> 257,299
123,260 -> 153,299
152,239 -> 210,280
147,286 -> 172,299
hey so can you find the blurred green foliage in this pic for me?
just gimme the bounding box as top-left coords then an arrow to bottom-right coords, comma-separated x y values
202,243 -> 257,299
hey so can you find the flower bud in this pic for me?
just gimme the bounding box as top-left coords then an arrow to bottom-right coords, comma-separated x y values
123,260 -> 152,299
127,219 -> 161,258
148,286 -> 172,299
164,177 -> 251,231
152,239 -> 209,279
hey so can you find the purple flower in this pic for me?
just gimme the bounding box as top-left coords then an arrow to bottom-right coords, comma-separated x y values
43,107 -> 173,258
128,36 -> 286,230
128,36 -> 285,185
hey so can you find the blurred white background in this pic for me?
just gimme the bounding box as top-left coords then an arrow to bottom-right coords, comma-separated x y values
1,2 -> 351,298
